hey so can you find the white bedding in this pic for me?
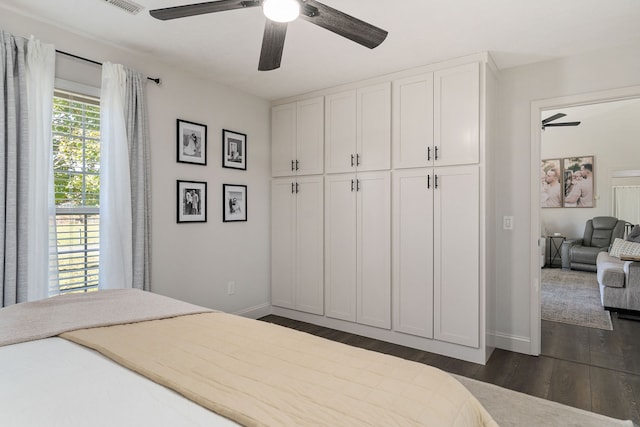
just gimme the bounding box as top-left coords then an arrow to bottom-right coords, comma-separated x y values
0,337 -> 239,427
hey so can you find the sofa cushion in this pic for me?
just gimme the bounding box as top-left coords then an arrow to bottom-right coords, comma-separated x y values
596,251 -> 626,288
609,238 -> 640,258
627,225 -> 640,243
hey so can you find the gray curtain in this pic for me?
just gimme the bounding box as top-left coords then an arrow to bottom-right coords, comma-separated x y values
124,68 -> 151,291
0,31 -> 29,307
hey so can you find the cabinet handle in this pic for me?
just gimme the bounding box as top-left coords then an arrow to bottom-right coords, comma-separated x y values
434,174 -> 439,189
427,147 -> 431,161
356,154 -> 361,166
351,154 -> 355,167
295,160 -> 299,171
291,160 -> 295,171
295,182 -> 299,193
291,182 -> 295,194
435,146 -> 439,161
351,179 -> 355,192
427,174 -> 431,189
356,179 -> 361,192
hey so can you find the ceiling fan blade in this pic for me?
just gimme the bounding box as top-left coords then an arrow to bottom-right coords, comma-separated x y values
298,0 -> 388,49
543,121 -> 581,127
541,113 -> 567,125
258,20 -> 288,71
149,0 -> 260,21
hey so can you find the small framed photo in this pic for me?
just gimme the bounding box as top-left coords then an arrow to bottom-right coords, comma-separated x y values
223,184 -> 247,222
222,129 -> 246,170
177,180 -> 207,223
177,119 -> 207,165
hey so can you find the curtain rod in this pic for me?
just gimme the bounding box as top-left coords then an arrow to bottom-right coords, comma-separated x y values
55,49 -> 161,85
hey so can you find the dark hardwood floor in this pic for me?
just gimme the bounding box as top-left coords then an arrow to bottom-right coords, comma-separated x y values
259,314 -> 640,425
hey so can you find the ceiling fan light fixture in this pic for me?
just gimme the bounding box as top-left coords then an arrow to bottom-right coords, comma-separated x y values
263,0 -> 300,23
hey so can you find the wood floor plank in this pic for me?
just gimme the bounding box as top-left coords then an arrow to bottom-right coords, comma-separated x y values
548,359 -> 592,411
502,353 -> 555,399
590,365 -> 640,423
541,320 -> 591,364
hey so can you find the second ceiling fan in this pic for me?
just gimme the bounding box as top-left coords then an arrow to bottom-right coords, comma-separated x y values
149,0 -> 388,71
541,113 -> 581,130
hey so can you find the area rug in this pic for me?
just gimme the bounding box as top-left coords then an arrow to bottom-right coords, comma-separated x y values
541,269 -> 613,330
453,374 -> 633,426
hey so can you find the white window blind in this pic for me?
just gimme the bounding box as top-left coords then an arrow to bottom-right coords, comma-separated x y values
613,185 -> 640,227
52,89 -> 101,293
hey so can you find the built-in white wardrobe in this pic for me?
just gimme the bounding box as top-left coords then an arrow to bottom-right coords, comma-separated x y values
271,53 -> 497,364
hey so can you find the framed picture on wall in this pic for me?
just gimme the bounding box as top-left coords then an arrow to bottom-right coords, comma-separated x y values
223,184 -> 247,222
177,119 -> 207,165
562,156 -> 594,208
177,180 -> 207,223
222,129 -> 247,170
540,158 -> 562,208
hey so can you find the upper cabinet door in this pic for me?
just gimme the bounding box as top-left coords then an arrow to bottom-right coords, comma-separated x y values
272,102 -> 297,177
357,82 -> 391,172
434,62 -> 480,166
392,73 -> 434,169
325,90 -> 357,174
296,97 -> 324,176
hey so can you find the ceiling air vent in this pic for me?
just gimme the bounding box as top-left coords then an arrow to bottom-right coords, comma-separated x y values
103,0 -> 144,15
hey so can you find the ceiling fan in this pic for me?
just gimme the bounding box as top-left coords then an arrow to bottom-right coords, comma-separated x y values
541,113 -> 581,130
149,0 -> 388,71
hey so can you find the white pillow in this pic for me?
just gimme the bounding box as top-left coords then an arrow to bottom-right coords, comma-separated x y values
609,238 -> 640,258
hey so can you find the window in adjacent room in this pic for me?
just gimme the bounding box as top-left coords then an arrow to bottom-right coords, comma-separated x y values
52,88 -> 101,293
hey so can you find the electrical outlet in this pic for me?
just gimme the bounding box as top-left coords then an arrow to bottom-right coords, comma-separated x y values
227,281 -> 235,295
503,216 -> 514,230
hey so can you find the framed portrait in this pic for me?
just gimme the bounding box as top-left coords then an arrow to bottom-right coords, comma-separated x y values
222,129 -> 246,170
562,156 -> 594,208
540,158 -> 562,208
223,184 -> 247,222
177,119 -> 207,165
177,180 -> 207,223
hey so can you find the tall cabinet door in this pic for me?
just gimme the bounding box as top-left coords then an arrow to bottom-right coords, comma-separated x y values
357,82 -> 391,172
357,171 -> 391,329
325,173 -> 357,322
295,176 -> 324,315
393,169 -> 434,338
272,103 -> 297,177
433,165 -> 480,347
392,73 -> 434,169
271,178 -> 296,308
325,91 -> 357,174
296,97 -> 324,175
434,62 -> 480,166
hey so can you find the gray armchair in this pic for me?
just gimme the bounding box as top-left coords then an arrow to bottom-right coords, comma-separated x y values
561,216 -> 626,272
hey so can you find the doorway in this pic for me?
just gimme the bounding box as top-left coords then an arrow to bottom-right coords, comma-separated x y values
529,85 -> 640,354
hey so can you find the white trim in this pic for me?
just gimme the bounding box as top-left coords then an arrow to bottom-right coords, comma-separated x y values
489,331 -> 531,354
530,85 -> 640,356
233,302 -> 272,319
612,170 -> 640,178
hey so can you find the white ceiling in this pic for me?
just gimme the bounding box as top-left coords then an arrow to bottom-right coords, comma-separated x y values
2,0 -> 640,100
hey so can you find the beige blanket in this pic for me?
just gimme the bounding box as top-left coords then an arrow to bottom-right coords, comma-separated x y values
62,312 -> 498,427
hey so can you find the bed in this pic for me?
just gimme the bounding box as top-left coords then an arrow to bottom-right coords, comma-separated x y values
0,290 -> 634,426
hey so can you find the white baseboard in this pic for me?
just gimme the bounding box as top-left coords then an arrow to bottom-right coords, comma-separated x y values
490,331 -> 533,355
233,303 -> 272,319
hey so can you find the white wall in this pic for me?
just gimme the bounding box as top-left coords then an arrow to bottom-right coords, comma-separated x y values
495,42 -> 640,347
0,8 -> 272,316
541,100 -> 640,238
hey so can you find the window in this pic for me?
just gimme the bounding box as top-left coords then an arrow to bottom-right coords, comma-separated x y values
52,89 -> 101,293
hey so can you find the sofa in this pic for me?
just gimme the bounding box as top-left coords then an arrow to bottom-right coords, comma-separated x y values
596,237 -> 640,313
596,252 -> 640,312
561,216 -> 626,272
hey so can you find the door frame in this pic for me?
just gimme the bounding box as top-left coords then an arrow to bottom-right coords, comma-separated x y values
529,85 -> 640,355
